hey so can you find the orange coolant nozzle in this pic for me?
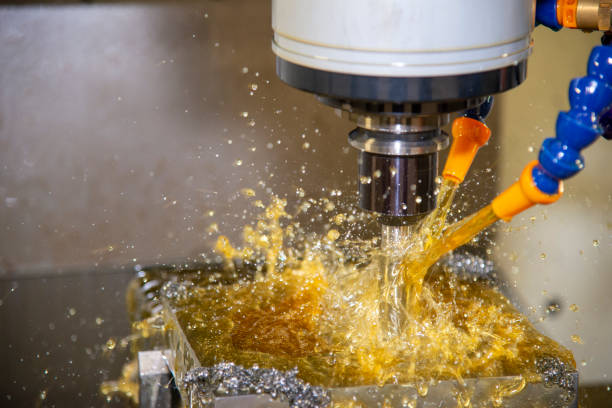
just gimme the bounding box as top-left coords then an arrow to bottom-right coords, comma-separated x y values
491,160 -> 563,222
442,117 -> 491,184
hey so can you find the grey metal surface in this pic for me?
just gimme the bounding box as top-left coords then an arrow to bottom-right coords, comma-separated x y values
138,350 -> 176,408
349,128 -> 449,156
345,112 -> 449,135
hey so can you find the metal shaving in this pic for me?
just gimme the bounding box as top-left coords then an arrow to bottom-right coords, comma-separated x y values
536,356 -> 577,392
162,281 -> 193,301
183,362 -> 331,408
439,252 -> 496,282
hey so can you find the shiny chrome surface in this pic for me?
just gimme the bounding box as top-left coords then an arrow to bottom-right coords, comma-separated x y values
347,113 -> 445,134
349,128 -> 449,156
357,151 -> 438,217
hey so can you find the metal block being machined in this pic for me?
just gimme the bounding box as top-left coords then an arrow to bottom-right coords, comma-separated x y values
129,261 -> 579,408
138,350 -> 180,408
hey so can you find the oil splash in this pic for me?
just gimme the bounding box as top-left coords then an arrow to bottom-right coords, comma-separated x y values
169,191 -> 574,396
100,359 -> 139,405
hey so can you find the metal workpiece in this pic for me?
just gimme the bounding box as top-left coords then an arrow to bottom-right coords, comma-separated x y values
129,265 -> 580,408
138,350 -> 180,408
194,375 -> 579,408
186,367 -> 579,408
357,150 -> 438,219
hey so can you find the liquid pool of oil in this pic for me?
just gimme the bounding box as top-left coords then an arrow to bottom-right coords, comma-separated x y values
167,188 -> 574,390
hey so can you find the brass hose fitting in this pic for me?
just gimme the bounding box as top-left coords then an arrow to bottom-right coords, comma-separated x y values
558,0 -> 612,31
578,0 -> 611,31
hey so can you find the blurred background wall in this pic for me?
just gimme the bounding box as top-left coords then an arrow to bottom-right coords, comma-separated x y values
0,1 -> 356,276
0,0 -> 610,406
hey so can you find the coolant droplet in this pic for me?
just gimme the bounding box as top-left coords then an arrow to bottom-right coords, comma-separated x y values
571,335 -> 583,344
327,229 -> 340,241
241,188 -> 256,197
106,338 -> 117,350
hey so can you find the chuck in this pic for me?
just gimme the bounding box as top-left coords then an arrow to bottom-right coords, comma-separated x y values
331,99 -> 475,224
351,126 -> 446,221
